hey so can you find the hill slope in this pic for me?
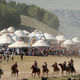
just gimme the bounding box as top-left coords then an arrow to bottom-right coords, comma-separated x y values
20,15 -> 61,36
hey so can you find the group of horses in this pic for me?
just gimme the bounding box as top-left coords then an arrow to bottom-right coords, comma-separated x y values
0,62 -> 76,78
31,62 -> 76,77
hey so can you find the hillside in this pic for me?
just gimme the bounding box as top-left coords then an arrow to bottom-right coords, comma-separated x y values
51,9 -> 80,37
20,15 -> 61,36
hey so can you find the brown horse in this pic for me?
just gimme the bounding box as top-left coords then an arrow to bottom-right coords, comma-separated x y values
42,65 -> 49,77
51,64 -> 60,75
31,65 -> 40,77
11,65 -> 19,77
59,63 -> 76,74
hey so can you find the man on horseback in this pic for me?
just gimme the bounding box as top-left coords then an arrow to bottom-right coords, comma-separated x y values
42,62 -> 49,76
63,61 -> 66,69
34,61 -> 38,69
42,62 -> 48,70
11,62 -> 19,76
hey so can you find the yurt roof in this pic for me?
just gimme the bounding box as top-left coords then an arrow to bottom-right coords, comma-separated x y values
32,40 -> 50,47
72,37 -> 80,43
57,36 -> 66,41
8,40 -> 28,48
23,30 -> 30,35
7,27 -> 15,32
15,30 -> 27,37
0,33 -> 15,44
44,33 -> 56,40
1,29 -> 9,34
63,39 -> 75,45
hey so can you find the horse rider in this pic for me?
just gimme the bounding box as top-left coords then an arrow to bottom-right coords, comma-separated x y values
11,62 -> 18,71
34,61 -> 38,69
42,62 -> 48,70
63,61 -> 66,68
70,58 -> 74,67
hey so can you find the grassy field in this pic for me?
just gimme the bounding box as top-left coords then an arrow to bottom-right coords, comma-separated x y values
0,55 -> 80,80
20,15 -> 62,36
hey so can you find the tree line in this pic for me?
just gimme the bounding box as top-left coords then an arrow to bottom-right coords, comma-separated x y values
0,0 -> 59,30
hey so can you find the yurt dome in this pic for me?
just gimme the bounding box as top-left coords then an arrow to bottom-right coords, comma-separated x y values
44,33 -> 56,40
32,40 -> 50,47
0,33 -> 15,45
15,30 -> 27,37
63,39 -> 75,48
8,40 -> 28,48
1,29 -> 9,34
7,27 -> 15,32
72,37 -> 80,43
23,30 -> 30,35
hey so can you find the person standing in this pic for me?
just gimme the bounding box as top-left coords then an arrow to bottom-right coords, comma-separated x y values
20,52 -> 24,61
11,52 -> 15,61
0,54 -> 2,63
7,54 -> 9,62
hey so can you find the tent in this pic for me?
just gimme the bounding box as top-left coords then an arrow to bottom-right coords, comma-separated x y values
23,30 -> 30,35
32,40 -> 50,47
15,30 -> 27,37
7,27 -> 15,32
0,33 -> 15,44
44,33 -> 58,44
8,40 -> 28,48
62,39 -> 75,48
1,29 -> 9,34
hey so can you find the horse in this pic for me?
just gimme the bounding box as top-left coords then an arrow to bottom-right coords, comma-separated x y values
11,65 -> 19,77
0,69 -> 3,78
59,63 -> 76,75
51,64 -> 60,75
31,65 -> 40,77
42,65 -> 49,77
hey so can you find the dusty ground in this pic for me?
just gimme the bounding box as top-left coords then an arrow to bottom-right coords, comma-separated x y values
0,55 -> 80,80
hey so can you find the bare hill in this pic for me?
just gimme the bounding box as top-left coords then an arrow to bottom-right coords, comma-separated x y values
20,15 -> 61,36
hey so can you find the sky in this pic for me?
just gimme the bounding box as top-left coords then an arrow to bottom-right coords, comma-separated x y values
10,0 -> 80,10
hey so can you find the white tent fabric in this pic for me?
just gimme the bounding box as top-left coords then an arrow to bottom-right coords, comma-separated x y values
56,35 -> 64,40
15,30 -> 27,37
23,30 -> 30,35
62,39 -> 75,47
72,37 -> 80,43
7,27 -> 15,32
8,41 -> 28,48
9,32 -> 17,37
57,36 -> 66,41
0,33 -> 15,44
1,29 -> 9,34
44,33 -> 56,40
12,36 -> 19,42
32,40 -> 50,47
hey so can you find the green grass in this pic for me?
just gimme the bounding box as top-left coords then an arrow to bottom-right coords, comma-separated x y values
20,15 -> 62,36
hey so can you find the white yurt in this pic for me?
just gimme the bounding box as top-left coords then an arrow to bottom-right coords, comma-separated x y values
57,36 -> 66,46
44,33 -> 58,45
62,39 -> 75,48
72,37 -> 80,43
7,27 -> 15,32
23,30 -> 30,35
1,29 -> 9,34
0,33 -> 15,45
56,35 -> 64,40
8,40 -> 28,48
32,40 -> 50,47
15,30 -> 27,37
